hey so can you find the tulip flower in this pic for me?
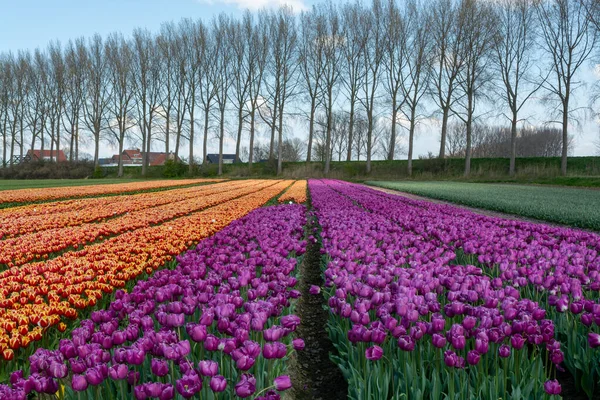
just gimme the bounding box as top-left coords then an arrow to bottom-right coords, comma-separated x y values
365,345 -> 384,361
274,375 -> 292,391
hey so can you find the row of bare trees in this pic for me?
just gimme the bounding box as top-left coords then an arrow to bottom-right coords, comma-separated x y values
0,0 -> 599,176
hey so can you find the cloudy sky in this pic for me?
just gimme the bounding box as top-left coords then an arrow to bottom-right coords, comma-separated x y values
1,0 -> 598,160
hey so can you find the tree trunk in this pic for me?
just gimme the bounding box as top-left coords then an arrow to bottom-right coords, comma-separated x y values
346,99 -> 355,162
165,109 -> 170,155
389,103 -> 397,161
509,112 -> 518,176
561,100 -> 569,176
464,97 -> 473,177
366,111 -> 373,174
118,133 -> 124,177
218,107 -> 225,176
94,130 -> 100,170
188,103 -> 195,175
202,105 -> 210,165
407,108 -> 416,177
249,109 -> 256,169
277,100 -> 285,176
75,121 -> 79,161
439,107 -> 449,159
306,96 -> 316,164
235,107 -> 243,162
269,100 -> 278,161
324,89 -> 333,174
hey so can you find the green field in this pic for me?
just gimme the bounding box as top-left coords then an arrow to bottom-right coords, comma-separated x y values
0,178 -> 151,191
367,180 -> 600,231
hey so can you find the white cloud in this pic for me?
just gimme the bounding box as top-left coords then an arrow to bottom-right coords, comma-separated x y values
200,0 -> 308,12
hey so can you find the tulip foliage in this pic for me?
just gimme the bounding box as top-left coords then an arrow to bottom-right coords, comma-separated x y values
0,180 -> 292,359
309,179 -> 586,399
0,179 -> 222,206
0,204 -> 306,400
278,180 -> 307,204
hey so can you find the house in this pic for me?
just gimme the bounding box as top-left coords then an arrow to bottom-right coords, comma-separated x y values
206,154 -> 239,164
25,149 -> 67,162
101,149 -> 181,167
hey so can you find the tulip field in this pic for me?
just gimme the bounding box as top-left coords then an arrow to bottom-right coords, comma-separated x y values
0,178 -> 600,399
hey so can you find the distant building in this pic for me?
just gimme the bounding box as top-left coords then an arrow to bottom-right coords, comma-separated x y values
205,154 -> 239,164
25,149 -> 68,162
99,149 -> 180,167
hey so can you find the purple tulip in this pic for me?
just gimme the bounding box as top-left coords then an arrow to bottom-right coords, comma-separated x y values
544,380 -> 561,395
274,375 -> 292,391
292,338 -> 305,351
176,372 -> 202,398
151,358 -> 169,377
588,332 -> 600,348
108,364 -> 128,380
71,375 -> 88,392
466,350 -> 480,366
309,285 -> 321,295
210,375 -> 227,392
198,360 -> 219,377
234,373 -> 256,398
498,344 -> 511,358
365,345 -> 384,361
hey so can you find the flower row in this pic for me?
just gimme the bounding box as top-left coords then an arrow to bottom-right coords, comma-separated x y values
332,181 -> 600,398
0,181 -> 231,239
0,180 -> 265,267
0,180 -> 293,355
278,180 -> 307,204
309,179 -> 561,399
0,203 -> 306,400
0,179 -> 221,205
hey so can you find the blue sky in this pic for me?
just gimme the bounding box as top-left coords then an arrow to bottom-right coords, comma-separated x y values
0,0 -> 313,53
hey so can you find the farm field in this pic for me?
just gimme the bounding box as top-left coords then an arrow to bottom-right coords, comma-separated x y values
367,180 -> 600,231
1,178 -> 600,399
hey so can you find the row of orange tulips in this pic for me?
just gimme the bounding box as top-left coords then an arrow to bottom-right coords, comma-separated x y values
0,181 -> 235,239
279,180 -> 307,203
0,180 -> 293,358
0,180 -> 267,267
0,178 -> 222,205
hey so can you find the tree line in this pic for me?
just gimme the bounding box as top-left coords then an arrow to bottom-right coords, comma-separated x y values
0,0 -> 599,177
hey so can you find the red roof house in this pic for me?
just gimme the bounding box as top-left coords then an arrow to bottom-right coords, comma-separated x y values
110,149 -> 180,166
26,149 -> 67,162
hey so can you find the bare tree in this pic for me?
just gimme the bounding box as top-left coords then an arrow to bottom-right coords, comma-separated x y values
212,14 -> 234,176
63,38 -> 86,161
494,0 -> 543,176
360,0 -> 386,173
7,53 -> 29,166
83,34 -> 111,169
382,0 -> 408,162
298,7 -> 325,163
261,7 -> 299,175
48,42 -> 65,162
400,0 -> 432,176
341,2 -> 368,161
197,22 -> 218,170
132,29 -> 162,175
246,11 -> 269,169
430,0 -> 466,159
452,0 -> 497,176
106,33 -> 135,177
229,16 -> 252,163
318,2 -> 344,174
536,0 -> 598,175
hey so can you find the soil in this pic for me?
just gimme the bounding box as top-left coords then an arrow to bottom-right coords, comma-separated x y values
288,215 -> 348,400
